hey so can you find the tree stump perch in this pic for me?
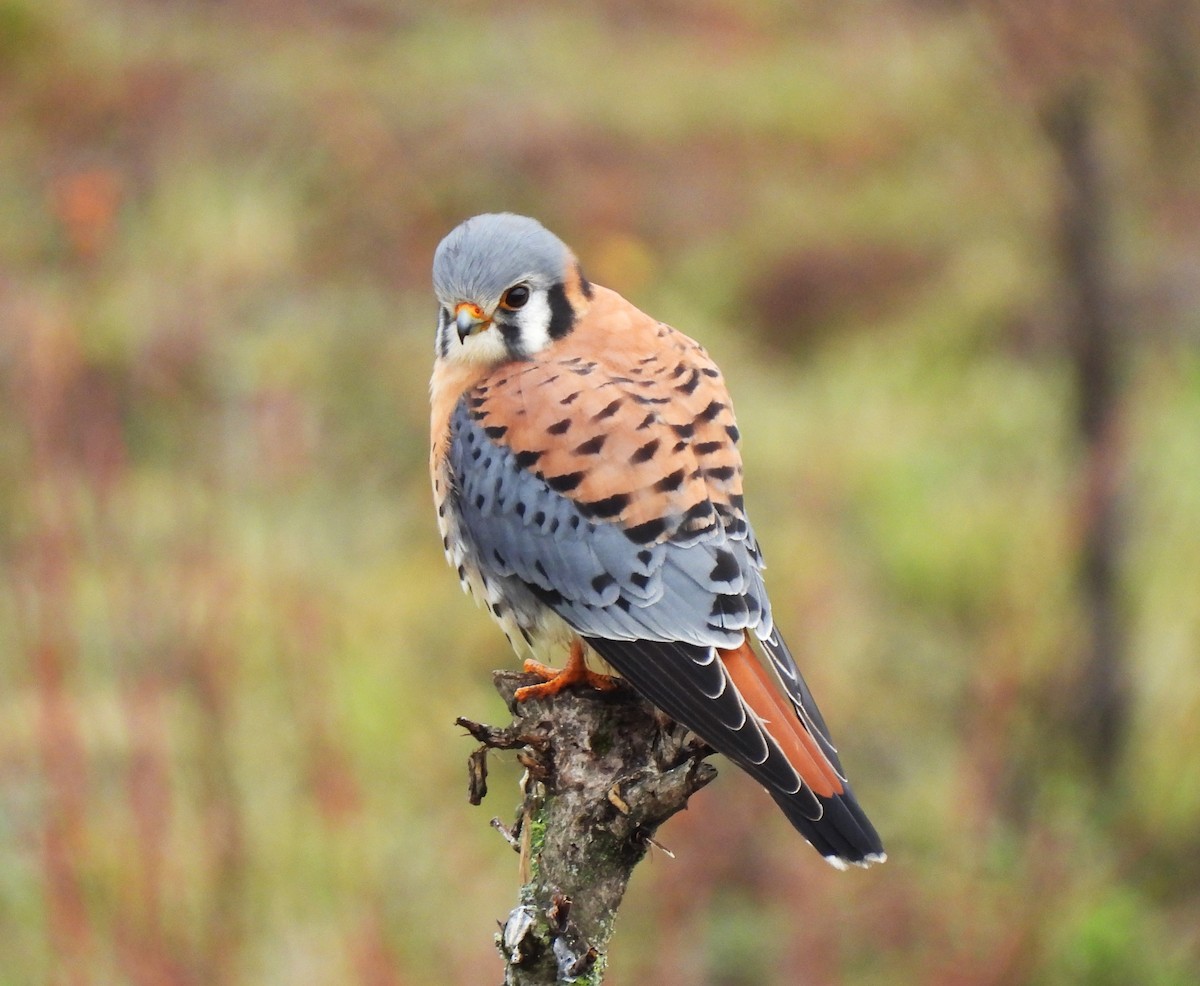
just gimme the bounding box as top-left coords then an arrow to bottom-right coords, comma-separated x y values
457,670 -> 718,985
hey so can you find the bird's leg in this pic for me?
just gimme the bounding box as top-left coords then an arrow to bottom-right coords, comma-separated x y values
515,638 -> 619,701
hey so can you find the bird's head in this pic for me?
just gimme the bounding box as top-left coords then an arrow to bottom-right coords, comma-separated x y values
432,213 -> 589,366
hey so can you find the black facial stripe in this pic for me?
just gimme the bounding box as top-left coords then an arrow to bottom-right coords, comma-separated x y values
547,282 -> 576,340
437,307 -> 452,358
494,314 -> 527,357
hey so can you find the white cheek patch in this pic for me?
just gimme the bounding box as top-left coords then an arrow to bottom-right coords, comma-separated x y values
512,290 -> 553,355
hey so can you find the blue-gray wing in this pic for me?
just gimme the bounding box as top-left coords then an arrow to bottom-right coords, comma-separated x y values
447,401 -> 771,649
446,399 -> 884,866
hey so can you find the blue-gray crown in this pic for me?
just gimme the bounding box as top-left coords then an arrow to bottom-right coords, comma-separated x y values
433,213 -> 570,307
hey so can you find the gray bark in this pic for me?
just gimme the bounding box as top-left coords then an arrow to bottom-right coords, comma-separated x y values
457,670 -> 718,985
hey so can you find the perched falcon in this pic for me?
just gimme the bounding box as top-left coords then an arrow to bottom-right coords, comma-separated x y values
429,213 -> 884,868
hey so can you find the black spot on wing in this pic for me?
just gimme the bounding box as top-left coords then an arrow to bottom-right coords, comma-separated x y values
546,471 -> 585,493
674,367 -> 702,395
592,399 -> 622,421
578,493 -> 631,519
632,439 -> 660,463
654,468 -> 686,493
709,548 -> 740,585
573,435 -> 607,455
624,516 -> 669,544
708,593 -> 749,627
591,573 -> 616,594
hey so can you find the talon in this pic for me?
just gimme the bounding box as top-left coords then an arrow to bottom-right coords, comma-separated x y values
514,640 -> 618,701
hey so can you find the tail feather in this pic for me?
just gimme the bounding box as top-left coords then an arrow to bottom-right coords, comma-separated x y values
718,638 -> 843,797
769,785 -> 884,869
753,629 -> 885,866
584,632 -> 884,867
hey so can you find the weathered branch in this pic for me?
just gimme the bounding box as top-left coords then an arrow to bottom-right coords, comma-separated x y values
457,670 -> 718,985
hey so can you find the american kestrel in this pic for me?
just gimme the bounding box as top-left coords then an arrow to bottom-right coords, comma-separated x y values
430,213 -> 884,868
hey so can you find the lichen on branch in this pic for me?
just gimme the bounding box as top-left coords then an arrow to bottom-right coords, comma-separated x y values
457,670 -> 717,985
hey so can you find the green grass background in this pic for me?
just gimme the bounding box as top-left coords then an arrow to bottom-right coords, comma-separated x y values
3,1 -> 1200,983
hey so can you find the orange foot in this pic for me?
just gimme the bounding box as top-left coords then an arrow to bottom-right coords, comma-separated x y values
514,639 -> 619,701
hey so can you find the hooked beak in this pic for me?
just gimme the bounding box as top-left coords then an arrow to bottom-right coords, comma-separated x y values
454,302 -> 490,343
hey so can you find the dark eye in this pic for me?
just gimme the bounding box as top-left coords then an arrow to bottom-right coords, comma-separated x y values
500,285 -> 530,310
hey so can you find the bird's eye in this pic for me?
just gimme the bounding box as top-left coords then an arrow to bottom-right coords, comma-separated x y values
500,285 -> 530,310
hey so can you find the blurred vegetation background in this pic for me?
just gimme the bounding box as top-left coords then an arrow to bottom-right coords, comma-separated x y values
3,1 -> 1200,983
